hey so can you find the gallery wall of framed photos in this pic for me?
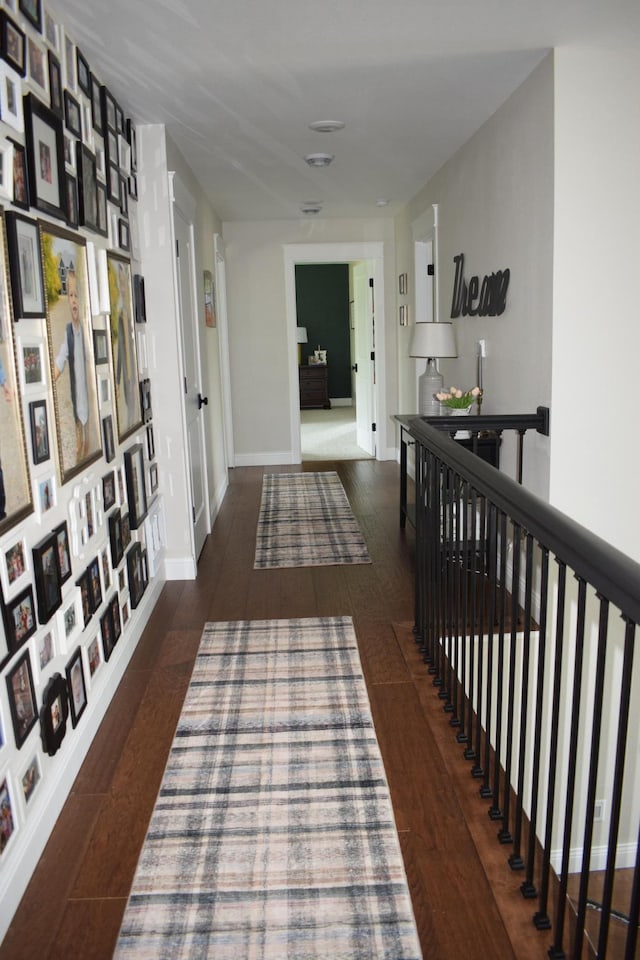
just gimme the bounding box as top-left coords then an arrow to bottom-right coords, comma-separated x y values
0,0 -> 166,928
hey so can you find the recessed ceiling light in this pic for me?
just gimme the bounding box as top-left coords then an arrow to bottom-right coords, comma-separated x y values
308,120 -> 345,133
376,199 -> 390,207
304,153 -> 334,168
300,201 -> 323,215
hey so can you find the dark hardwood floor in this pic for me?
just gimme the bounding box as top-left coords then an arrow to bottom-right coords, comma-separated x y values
0,461 -> 552,960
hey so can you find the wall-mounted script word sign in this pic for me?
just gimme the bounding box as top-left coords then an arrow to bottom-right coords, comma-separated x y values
450,253 -> 510,318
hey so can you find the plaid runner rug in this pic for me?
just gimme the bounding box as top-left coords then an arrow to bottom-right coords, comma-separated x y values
254,472 -> 371,568
114,617 -> 422,959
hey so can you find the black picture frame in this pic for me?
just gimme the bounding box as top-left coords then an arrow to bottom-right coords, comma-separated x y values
6,649 -> 37,748
0,12 -> 26,77
39,672 -> 69,756
65,172 -> 79,229
146,424 -> 154,460
101,84 -> 117,133
100,604 -> 115,660
54,521 -> 71,585
139,379 -> 152,423
5,211 -> 46,318
10,138 -> 30,209
108,507 -> 123,568
124,443 -> 147,529
23,93 -> 65,219
93,329 -> 108,365
76,48 -> 90,97
118,218 -> 129,252
65,646 -> 87,727
96,180 -> 108,236
29,398 -> 50,464
18,0 -> 42,33
149,461 -> 159,495
126,118 -> 137,170
127,542 -> 146,609
102,413 -> 115,463
47,50 -> 62,116
77,568 -> 91,626
102,470 -> 116,510
121,511 -> 131,550
88,556 -> 102,612
3,584 -> 36,651
63,90 -> 81,137
32,531 -> 62,623
76,142 -> 98,232
110,592 -> 121,642
90,73 -> 103,133
133,274 -> 146,323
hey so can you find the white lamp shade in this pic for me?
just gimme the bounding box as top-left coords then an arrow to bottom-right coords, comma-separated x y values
409,322 -> 457,359
296,327 -> 308,344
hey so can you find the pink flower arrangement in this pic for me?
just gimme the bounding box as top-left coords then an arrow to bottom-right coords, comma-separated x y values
436,386 -> 481,409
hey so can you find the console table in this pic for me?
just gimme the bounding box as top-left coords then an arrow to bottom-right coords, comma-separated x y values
394,414 -> 501,529
299,365 -> 331,409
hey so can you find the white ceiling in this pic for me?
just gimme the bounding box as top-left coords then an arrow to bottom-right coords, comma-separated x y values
51,0 -> 640,221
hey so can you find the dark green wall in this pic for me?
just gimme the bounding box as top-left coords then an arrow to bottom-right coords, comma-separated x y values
295,264 -> 351,399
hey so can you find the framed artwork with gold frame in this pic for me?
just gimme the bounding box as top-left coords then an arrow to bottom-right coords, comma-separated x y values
107,252 -> 141,442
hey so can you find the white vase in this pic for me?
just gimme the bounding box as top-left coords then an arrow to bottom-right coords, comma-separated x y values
447,406 -> 472,439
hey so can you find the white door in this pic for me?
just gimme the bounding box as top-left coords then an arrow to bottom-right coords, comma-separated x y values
353,262 -> 375,455
174,208 -> 209,559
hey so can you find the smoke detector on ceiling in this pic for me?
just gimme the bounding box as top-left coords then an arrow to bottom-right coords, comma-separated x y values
308,120 -> 345,133
300,201 -> 323,215
304,153 -> 334,168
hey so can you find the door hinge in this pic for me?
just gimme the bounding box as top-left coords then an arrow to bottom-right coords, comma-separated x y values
192,505 -> 196,523
184,376 -> 187,394
372,422 -> 376,432
369,277 -> 374,288
370,351 -> 375,361
427,263 -> 434,276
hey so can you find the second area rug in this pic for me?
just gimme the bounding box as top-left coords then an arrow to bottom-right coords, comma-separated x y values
254,471 -> 371,568
114,616 -> 422,959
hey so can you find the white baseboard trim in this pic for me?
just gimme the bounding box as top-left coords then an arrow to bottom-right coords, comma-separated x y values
0,575 -> 164,943
234,451 -> 295,467
164,555 -> 197,580
551,841 -> 637,875
209,473 -> 229,525
380,444 -> 398,462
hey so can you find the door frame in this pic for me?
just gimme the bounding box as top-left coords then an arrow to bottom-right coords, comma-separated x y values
283,241 -> 386,463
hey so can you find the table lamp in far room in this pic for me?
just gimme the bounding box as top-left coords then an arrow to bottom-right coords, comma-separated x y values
296,327 -> 308,365
409,322 -> 457,416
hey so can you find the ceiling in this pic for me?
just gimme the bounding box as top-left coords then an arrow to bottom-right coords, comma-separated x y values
51,0 -> 640,222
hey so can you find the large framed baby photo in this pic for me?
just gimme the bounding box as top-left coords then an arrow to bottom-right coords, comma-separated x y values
40,221 -> 101,484
0,207 -> 33,536
107,252 -> 141,443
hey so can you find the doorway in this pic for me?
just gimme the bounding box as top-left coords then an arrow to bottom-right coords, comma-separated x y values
284,242 -> 386,464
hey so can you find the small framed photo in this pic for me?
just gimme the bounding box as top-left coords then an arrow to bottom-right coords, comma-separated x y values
126,118 -> 137,169
90,73 -> 103,133
19,0 -> 42,33
93,328 -> 108,364
127,542 -> 147,610
0,60 -> 24,131
77,568 -> 91,626
100,604 -> 115,661
76,142 -> 98,232
76,47 -> 90,97
62,30 -> 76,92
118,218 -> 129,252
146,425 -> 155,460
101,84 -> 116,133
102,414 -> 115,463
0,11 -> 26,77
108,507 -> 123,568
5,212 -> 46,318
86,634 -> 101,679
0,138 -> 14,201
6,649 -> 37,747
20,753 -> 41,806
32,531 -> 62,624
29,399 -> 50,465
101,547 -> 111,593
4,538 -> 28,592
3,584 -> 37,651
133,274 -> 146,323
149,462 -> 158,495
58,591 -> 81,649
11,138 -> 29,208
19,339 -> 46,391
37,627 -> 55,671
39,672 -> 69,756
27,36 -> 47,96
63,89 -> 81,137
98,374 -> 110,406
96,179 -> 108,237
88,556 -> 102,612
65,646 -> 87,727
37,476 -> 55,516
139,379 -> 152,423
44,9 -> 58,50
124,443 -> 148,529
47,49 -> 62,115
65,171 -> 79,228
0,777 -> 16,855
54,521 -> 71,585
102,470 -> 116,511
110,592 -> 121,642
24,93 -> 65,219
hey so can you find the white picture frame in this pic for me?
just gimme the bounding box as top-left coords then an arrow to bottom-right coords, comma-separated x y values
0,60 -> 24,132
0,140 -> 14,201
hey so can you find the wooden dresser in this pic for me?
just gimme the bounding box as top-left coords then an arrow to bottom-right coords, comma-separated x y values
299,365 -> 331,409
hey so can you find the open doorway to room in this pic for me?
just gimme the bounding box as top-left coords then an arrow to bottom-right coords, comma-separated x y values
295,261 -> 373,461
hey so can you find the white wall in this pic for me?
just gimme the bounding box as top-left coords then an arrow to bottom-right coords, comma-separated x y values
403,55 -> 555,499
550,47 -> 640,561
222,218 -> 396,463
